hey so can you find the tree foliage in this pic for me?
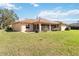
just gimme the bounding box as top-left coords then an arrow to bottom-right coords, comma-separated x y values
0,9 -> 19,29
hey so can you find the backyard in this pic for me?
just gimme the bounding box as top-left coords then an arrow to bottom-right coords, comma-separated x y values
0,30 -> 79,55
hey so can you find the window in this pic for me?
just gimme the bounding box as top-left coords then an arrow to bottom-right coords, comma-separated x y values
26,24 -> 30,28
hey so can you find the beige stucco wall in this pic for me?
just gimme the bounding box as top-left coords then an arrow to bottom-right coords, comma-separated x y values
61,25 -> 67,31
12,23 -> 34,32
26,24 -> 33,32
12,23 -> 22,31
21,25 -> 26,32
12,23 -> 66,32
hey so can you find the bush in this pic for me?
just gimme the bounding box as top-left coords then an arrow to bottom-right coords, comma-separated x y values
65,27 -> 71,31
5,26 -> 13,32
35,29 -> 39,33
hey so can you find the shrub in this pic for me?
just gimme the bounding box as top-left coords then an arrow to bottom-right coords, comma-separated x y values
5,26 -> 13,32
35,29 -> 39,33
65,27 -> 71,31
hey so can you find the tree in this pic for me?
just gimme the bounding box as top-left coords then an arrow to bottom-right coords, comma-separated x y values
0,9 -> 19,29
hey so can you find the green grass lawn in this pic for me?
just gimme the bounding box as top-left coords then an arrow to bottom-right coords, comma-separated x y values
0,30 -> 79,56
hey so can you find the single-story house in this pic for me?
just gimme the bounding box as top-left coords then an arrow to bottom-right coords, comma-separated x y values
12,18 -> 67,32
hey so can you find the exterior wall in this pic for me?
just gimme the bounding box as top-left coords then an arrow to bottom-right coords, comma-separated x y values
12,23 -> 22,31
12,23 -> 34,32
12,22 -> 66,32
61,25 -> 67,31
25,24 -> 33,32
21,25 -> 26,32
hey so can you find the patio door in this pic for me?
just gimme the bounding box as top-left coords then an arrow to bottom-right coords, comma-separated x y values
33,24 -> 39,31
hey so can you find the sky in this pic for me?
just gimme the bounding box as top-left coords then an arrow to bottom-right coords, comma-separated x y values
0,3 -> 79,23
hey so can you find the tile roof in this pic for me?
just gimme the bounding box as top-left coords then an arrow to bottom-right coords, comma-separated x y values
13,18 -> 63,25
